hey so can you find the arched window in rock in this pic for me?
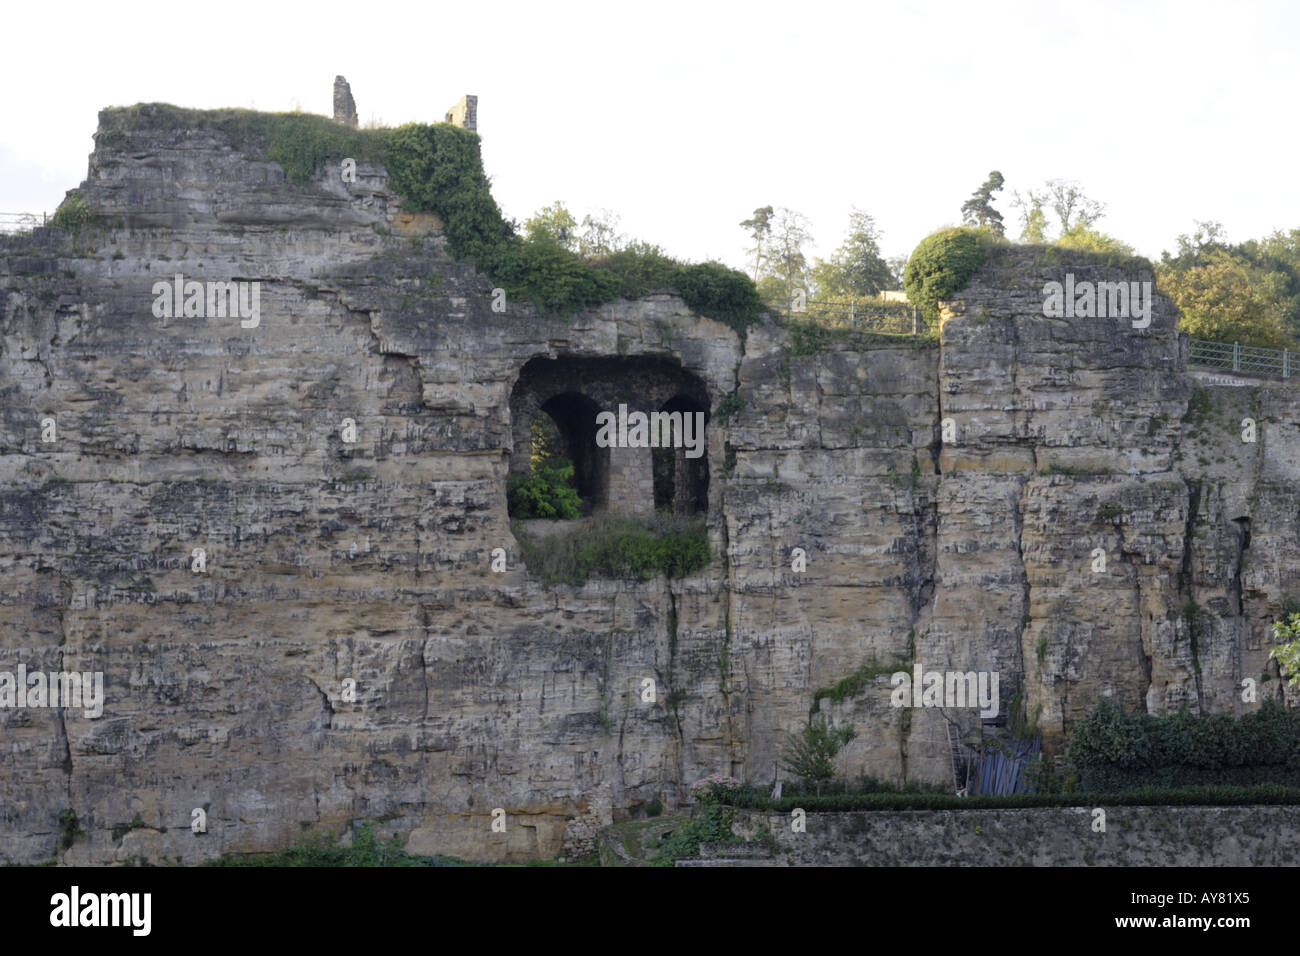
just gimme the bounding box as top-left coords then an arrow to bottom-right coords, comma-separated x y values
651,394 -> 709,516
537,392 -> 606,508
509,355 -> 710,518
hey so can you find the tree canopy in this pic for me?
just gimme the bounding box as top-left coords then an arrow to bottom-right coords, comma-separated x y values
961,170 -> 1006,236
811,208 -> 894,299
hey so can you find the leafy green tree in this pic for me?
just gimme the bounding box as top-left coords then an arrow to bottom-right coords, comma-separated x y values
886,255 -> 909,290
529,413 -> 565,470
577,209 -> 625,257
524,200 -> 579,250
1011,188 -> 1050,243
507,456 -> 582,519
1162,220 -> 1229,270
779,715 -> 856,795
1045,179 -> 1104,233
757,206 -> 813,306
810,207 -> 894,299
740,205 -> 775,282
1162,225 -> 1300,343
1156,248 -> 1294,348
1271,612 -> 1300,689
1235,228 -> 1300,338
960,170 -> 1005,236
1011,179 -> 1105,243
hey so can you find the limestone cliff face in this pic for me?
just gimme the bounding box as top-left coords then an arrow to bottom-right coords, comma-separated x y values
0,107 -> 1295,863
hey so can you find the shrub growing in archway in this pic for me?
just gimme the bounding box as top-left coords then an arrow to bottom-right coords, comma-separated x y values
507,457 -> 582,519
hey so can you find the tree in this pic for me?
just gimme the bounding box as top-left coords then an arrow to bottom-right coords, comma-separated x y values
1044,179 -> 1104,233
1011,179 -> 1106,242
960,170 -> 1005,236
810,207 -> 894,299
524,201 -> 579,250
886,255 -> 909,290
1272,613 -> 1300,689
577,209 -> 626,257
757,206 -> 813,306
1162,220 -> 1228,269
1011,188 -> 1050,243
740,205 -> 774,282
1156,248 -> 1294,349
779,715 -> 856,795
529,412 -> 565,470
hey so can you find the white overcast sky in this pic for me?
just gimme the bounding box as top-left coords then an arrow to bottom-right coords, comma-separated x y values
4,0 -> 1298,269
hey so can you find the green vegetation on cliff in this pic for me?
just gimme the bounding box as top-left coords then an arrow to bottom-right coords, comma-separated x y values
507,457 -> 582,519
1069,698 -> 1300,791
101,105 -> 764,331
904,227 -> 989,321
512,515 -> 709,585
207,821 -> 470,867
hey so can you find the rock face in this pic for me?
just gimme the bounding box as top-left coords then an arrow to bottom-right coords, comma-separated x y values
0,106 -> 1296,864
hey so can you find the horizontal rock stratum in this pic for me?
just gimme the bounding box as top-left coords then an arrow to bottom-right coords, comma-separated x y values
0,104 -> 1296,864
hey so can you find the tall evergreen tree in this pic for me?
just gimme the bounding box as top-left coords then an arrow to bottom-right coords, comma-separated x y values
961,170 -> 1006,236
740,205 -> 775,282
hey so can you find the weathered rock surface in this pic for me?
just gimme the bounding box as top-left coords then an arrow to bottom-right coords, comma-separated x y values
0,107 -> 1296,864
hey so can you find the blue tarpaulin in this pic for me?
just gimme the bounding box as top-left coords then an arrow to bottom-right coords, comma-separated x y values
970,737 -> 1041,796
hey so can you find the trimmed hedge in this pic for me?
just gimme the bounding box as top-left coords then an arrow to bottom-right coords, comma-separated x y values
1069,698 -> 1300,792
726,783 -> 1300,813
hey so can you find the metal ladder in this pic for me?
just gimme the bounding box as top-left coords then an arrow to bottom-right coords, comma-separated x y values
945,721 -> 965,795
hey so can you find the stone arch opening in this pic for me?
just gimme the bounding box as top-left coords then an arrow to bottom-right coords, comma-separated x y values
538,392 -> 606,508
509,355 -> 710,518
652,394 -> 710,516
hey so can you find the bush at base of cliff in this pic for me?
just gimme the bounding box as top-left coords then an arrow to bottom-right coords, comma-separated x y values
649,793 -> 739,866
1069,698 -> 1300,792
206,822 -> 471,867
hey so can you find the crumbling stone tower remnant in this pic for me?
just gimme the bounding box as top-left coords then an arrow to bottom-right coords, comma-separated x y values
445,95 -> 478,131
333,76 -> 358,128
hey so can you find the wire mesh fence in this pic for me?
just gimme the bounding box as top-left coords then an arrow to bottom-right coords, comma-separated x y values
1187,338 -> 1292,379
0,212 -> 51,234
773,299 -> 1296,382
768,299 -> 931,336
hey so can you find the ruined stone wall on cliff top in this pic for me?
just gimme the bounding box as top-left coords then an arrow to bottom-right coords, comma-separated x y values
0,106 -> 1295,863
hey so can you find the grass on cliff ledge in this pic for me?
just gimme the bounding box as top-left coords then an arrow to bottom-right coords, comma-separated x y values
512,515 -> 710,585
98,104 -> 764,331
